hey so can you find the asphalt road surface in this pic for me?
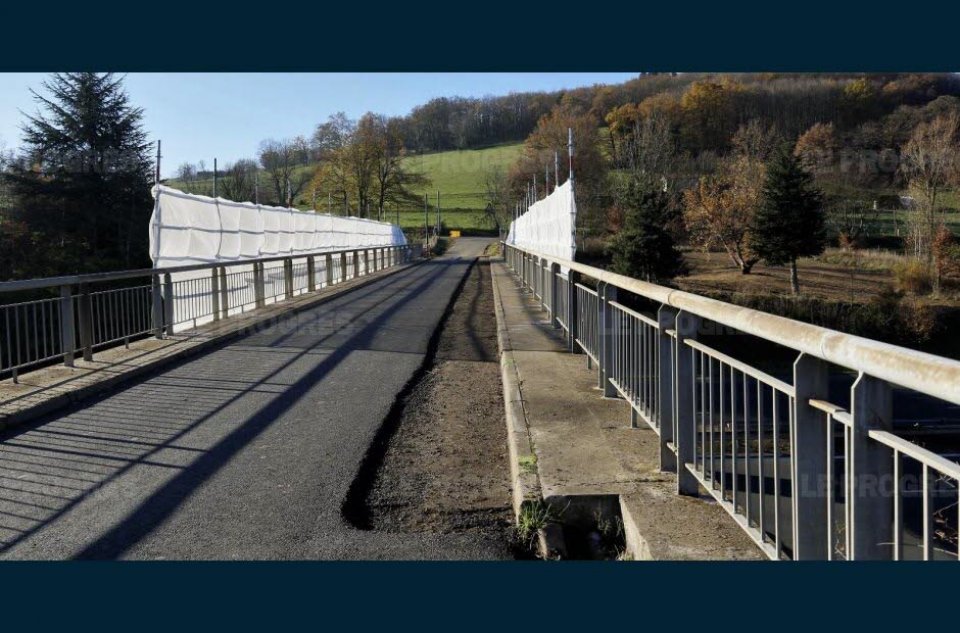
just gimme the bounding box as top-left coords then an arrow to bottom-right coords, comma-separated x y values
0,238 -> 514,560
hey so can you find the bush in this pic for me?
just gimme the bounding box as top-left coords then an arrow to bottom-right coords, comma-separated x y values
892,260 -> 933,295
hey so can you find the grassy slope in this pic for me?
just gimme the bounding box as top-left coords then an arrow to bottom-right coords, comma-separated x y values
166,143 -> 523,234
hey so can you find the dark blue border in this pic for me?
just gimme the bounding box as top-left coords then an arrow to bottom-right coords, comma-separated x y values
2,4 -> 959,71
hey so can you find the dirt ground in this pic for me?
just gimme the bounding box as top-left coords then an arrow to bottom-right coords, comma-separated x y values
679,249 -> 960,305
364,260 -> 515,540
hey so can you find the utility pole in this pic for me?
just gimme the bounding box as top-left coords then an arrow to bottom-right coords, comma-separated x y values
213,158 -> 218,198
436,190 -> 441,235
155,140 -> 161,185
555,151 -> 559,189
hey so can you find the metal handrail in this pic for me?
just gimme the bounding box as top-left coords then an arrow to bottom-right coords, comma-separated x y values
506,244 -> 960,407
0,245 -> 404,294
503,241 -> 960,561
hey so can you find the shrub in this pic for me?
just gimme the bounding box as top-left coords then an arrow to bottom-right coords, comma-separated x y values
892,260 -> 933,295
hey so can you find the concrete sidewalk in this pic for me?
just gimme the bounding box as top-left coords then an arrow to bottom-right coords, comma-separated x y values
490,259 -> 764,560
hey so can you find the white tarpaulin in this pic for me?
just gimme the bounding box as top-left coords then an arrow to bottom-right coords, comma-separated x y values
149,185 -> 405,268
506,179 -> 576,262
148,185 -> 406,332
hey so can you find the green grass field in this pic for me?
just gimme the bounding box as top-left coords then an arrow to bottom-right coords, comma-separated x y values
166,143 -> 523,234
402,143 -> 523,212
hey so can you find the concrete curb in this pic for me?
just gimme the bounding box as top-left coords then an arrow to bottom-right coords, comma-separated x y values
489,256 -> 566,559
0,260 -> 421,432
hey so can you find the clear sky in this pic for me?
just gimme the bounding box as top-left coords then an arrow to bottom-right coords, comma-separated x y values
0,73 -> 638,177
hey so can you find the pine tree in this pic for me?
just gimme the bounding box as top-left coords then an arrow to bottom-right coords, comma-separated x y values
7,73 -> 153,275
607,176 -> 685,282
749,144 -> 825,294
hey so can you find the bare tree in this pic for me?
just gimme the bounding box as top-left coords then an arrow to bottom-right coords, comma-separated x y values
259,139 -> 312,207
218,159 -> 259,202
900,113 -> 960,287
482,166 -> 511,235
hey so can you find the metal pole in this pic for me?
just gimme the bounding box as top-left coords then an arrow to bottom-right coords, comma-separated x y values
424,193 -> 429,239
155,140 -> 161,185
328,192 -> 331,215
255,170 -> 260,204
213,158 -> 218,198
436,190 -> 440,235
568,127 -> 574,183
555,151 -> 559,188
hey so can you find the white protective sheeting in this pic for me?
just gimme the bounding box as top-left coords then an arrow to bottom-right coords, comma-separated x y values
148,185 -> 406,333
506,179 -> 576,262
149,185 -> 405,268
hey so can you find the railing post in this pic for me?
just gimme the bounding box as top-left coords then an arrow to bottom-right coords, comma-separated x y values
658,306 -> 677,472
364,250 -> 371,275
211,267 -> 221,321
163,273 -> 175,334
673,310 -> 700,495
599,281 -> 618,398
353,251 -> 360,278
539,258 -> 547,311
283,257 -> 294,299
549,263 -> 560,328
253,264 -> 264,308
792,353 -> 830,560
567,269 -> 580,353
325,254 -> 334,287
59,284 -> 75,367
152,274 -> 164,339
307,256 -> 317,292
219,267 -> 228,317
340,252 -> 348,282
77,283 -> 94,362
849,373 -> 893,560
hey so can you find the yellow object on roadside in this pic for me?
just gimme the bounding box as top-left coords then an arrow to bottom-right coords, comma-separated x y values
449,230 -> 461,238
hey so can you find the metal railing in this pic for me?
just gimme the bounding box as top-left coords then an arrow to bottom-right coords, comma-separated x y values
0,245 -> 413,382
504,242 -> 960,561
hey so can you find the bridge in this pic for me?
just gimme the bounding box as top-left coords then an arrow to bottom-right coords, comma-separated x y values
1,231 -> 959,559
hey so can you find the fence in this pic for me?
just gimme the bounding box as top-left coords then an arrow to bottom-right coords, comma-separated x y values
504,242 -> 960,561
0,245 -> 413,383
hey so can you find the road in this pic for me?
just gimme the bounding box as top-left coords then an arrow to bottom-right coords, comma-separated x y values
0,238 -> 514,560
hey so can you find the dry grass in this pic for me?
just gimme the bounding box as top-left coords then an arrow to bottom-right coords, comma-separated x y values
678,248 -> 960,307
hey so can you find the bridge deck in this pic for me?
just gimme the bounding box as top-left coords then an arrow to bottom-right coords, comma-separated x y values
0,238 -> 512,560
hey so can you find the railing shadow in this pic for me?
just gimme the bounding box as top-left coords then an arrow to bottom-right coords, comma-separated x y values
0,257 -> 467,557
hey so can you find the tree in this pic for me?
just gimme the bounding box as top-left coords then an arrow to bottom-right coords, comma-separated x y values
749,145 -> 826,294
683,154 -> 764,274
482,166 -> 511,235
607,176 -> 685,282
900,113 -> 960,285
6,73 -> 153,274
258,138 -> 311,206
218,159 -> 259,202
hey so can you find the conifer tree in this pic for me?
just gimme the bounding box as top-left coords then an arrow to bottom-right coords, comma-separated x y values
7,73 -> 153,275
607,176 -> 685,282
749,144 -> 825,294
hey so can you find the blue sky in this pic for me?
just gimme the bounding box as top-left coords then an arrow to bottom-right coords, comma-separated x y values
0,73 -> 638,177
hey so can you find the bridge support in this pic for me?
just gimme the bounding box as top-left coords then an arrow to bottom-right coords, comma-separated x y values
60,284 -> 76,366
307,256 -> 317,292
567,270 -> 580,353
792,354 -> 830,559
673,310 -> 700,496
599,282 -> 618,398
658,306 -> 677,473
549,263 -> 560,328
849,373 -> 893,560
325,254 -> 334,287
